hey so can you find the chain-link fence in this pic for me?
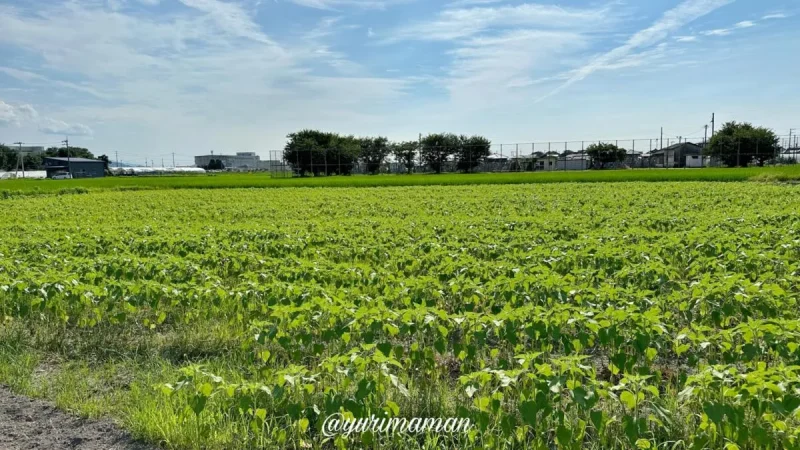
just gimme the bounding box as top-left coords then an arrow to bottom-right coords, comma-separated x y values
266,135 -> 800,177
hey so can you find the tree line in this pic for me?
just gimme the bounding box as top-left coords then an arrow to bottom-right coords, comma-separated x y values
283,122 -> 784,175
0,145 -> 110,172
283,130 -> 491,176
580,122 -> 783,168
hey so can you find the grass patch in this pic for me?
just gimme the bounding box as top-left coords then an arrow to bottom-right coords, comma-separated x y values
0,321 -> 253,450
2,166 -> 800,197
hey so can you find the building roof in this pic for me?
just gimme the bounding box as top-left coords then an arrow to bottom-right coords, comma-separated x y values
650,142 -> 704,155
485,153 -> 509,160
195,153 -> 260,158
44,157 -> 104,163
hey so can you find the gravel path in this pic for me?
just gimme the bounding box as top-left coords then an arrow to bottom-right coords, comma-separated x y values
0,385 -> 154,450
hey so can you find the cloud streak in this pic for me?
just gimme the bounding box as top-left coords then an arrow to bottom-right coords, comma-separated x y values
540,0 -> 733,101
38,118 -> 94,136
387,3 -> 612,42
287,0 -> 410,10
177,0 -> 276,44
0,67 -> 109,99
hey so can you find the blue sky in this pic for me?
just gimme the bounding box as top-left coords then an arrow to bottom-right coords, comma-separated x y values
0,0 -> 798,164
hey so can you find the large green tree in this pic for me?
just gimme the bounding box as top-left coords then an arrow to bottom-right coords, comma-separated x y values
705,121 -> 780,167
455,135 -> 491,172
360,137 -> 390,175
420,133 -> 460,174
45,146 -> 95,159
284,130 -> 361,176
0,144 -> 15,171
98,154 -> 111,171
0,145 -> 68,171
391,141 -> 418,174
586,143 -> 626,169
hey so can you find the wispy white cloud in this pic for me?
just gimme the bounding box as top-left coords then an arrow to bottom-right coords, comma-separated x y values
177,0 -> 275,44
541,0 -> 733,101
287,0 -> 409,10
0,100 -> 38,127
39,118 -> 94,136
387,3 -> 612,42
297,17 -> 365,75
0,99 -> 91,135
381,2 -> 614,110
703,28 -> 732,36
0,67 -> 109,99
673,13 -> 783,44
446,30 -> 587,99
444,0 -> 503,8
762,13 -> 788,20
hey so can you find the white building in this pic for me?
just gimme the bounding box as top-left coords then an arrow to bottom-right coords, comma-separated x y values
194,152 -> 270,169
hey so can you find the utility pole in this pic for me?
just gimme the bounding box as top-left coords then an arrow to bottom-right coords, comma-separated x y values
162,158 -> 164,168
737,141 -> 741,167
789,129 -> 796,151
418,133 -> 422,171
62,137 -> 71,178
704,125 -> 708,145
115,151 -> 119,168
711,113 -> 715,137
172,152 -> 176,168
13,142 -> 25,178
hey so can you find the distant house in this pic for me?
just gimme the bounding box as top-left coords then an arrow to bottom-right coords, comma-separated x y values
556,152 -> 590,170
624,151 -> 643,165
649,143 -> 704,168
536,155 -> 559,171
43,157 -> 105,178
507,154 -> 562,171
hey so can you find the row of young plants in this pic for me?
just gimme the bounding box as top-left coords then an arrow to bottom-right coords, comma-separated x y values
1,183 -> 799,448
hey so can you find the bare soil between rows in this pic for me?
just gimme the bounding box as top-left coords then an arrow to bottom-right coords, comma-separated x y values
0,385 -> 154,450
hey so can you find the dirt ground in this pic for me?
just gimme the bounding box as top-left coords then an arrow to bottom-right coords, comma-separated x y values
0,385 -> 154,450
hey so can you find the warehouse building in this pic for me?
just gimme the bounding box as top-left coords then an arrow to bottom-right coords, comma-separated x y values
194,152 -> 270,169
648,143 -> 704,168
43,157 -> 106,178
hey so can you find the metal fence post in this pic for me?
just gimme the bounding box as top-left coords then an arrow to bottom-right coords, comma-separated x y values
737,141 -> 741,167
